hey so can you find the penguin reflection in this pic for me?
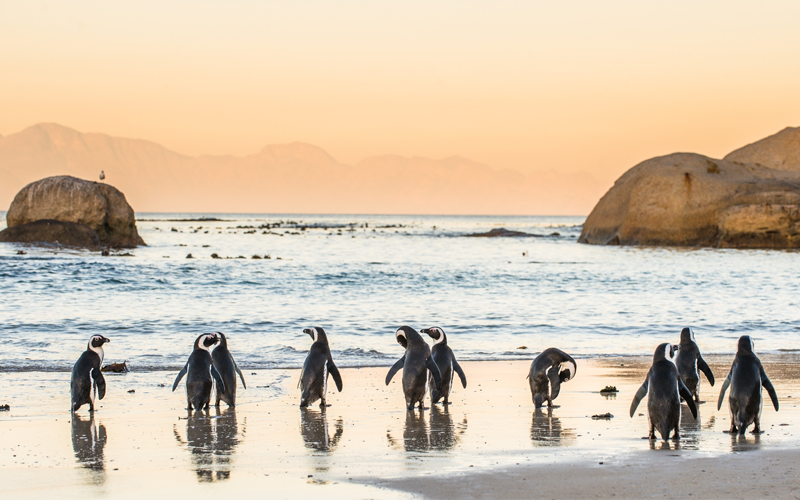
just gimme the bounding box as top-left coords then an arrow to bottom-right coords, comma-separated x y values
300,408 -> 343,452
730,432 -> 761,453
677,404 -> 701,449
71,413 -> 107,483
429,405 -> 467,451
173,407 -> 242,482
395,409 -> 430,452
530,407 -> 575,446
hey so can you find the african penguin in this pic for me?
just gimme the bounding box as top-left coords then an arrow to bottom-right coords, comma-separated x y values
299,327 -> 343,408
527,348 -> 576,408
420,327 -> 467,405
211,332 -> 246,407
385,326 -> 443,410
630,343 -> 698,441
717,335 -> 779,435
172,333 -> 224,411
674,327 -> 715,403
70,335 -> 111,412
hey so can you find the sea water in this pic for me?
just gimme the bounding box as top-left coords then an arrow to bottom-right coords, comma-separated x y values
1,213 -> 798,372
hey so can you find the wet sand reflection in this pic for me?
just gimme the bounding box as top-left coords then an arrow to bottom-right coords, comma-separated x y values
300,408 -> 343,452
530,407 -> 575,446
173,407 -> 243,482
387,407 -> 467,452
71,413 -> 107,484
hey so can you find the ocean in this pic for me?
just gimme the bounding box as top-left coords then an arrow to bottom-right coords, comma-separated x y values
1,213 -> 798,372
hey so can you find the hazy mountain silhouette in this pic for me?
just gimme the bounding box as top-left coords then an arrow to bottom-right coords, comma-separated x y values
0,123 -> 602,215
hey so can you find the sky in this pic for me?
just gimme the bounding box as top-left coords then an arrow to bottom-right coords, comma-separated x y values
1,0 -> 800,184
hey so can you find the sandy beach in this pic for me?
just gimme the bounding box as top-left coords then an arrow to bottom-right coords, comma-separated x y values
1,356 -> 799,499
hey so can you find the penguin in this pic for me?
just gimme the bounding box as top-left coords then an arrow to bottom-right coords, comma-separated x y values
717,335 -> 779,435
211,332 -> 246,407
298,327 -> 343,408
674,327 -> 715,403
527,348 -> 576,408
70,335 -> 111,412
419,327 -> 467,405
385,326 -> 443,410
172,333 -> 225,411
630,343 -> 698,441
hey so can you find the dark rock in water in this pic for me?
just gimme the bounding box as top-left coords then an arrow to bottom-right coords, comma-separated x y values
16,250 -> 26,255
186,253 -> 194,259
102,361 -> 130,373
210,253 -> 221,259
6,175 -> 145,248
466,228 -> 541,238
0,404 -> 9,411
252,254 -> 262,259
101,249 -> 110,256
0,219 -> 100,249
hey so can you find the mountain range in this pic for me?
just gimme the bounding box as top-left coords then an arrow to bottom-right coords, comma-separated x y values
0,123 -> 603,215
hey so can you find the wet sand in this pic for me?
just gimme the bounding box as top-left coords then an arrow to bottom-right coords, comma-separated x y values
1,356 -> 798,499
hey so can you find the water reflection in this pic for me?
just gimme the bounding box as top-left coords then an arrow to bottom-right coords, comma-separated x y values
677,406 -> 702,450
401,409 -> 430,452
530,408 -> 575,446
429,406 -> 467,451
649,439 -> 682,451
730,433 -> 761,452
300,408 -> 343,452
173,407 -> 243,482
71,413 -> 107,484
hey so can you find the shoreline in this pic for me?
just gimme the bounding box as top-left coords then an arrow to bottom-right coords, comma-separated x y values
1,357 -> 797,499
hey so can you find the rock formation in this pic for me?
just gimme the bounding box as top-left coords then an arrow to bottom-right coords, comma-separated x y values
579,151 -> 800,248
0,219 -> 101,248
3,176 -> 145,248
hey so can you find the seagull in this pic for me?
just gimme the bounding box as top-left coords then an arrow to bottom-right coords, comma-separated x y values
99,170 -> 105,181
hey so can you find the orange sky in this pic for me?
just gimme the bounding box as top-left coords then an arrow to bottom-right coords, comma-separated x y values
1,1 -> 800,185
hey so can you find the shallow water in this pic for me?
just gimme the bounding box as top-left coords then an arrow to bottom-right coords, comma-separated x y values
1,213 -> 799,372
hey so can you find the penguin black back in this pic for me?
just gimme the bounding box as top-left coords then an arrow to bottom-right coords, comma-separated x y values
421,327 -> 467,405
630,343 -> 697,441
70,335 -> 110,412
527,348 -> 576,408
717,336 -> 779,435
674,327 -> 715,403
173,333 -> 224,411
385,326 -> 443,410
211,332 -> 246,407
299,327 -> 343,407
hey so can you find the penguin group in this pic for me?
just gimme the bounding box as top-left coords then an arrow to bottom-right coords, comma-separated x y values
70,326 -> 780,443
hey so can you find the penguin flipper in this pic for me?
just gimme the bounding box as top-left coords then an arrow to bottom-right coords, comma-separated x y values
426,356 -> 443,391
327,358 -> 343,392
761,368 -> 779,411
629,377 -> 649,417
679,379 -> 698,418
211,364 -> 225,394
453,358 -> 467,388
92,367 -> 106,400
697,355 -> 715,386
385,355 -> 405,385
172,363 -> 188,392
717,371 -> 732,411
233,357 -> 246,389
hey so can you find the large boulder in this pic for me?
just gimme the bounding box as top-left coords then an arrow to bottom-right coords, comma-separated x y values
724,127 -> 800,172
5,176 -> 145,247
0,219 -> 100,248
578,153 -> 800,248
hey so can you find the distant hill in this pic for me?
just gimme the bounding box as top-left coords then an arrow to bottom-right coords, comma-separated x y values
0,123 -> 603,215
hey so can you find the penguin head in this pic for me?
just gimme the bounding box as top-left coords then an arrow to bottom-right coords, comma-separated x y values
214,332 -> 228,348
303,327 -> 326,344
653,342 -> 677,363
679,327 -> 695,344
194,333 -> 219,352
395,326 -> 420,349
88,335 -> 110,350
420,327 -> 447,345
737,335 -> 755,355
